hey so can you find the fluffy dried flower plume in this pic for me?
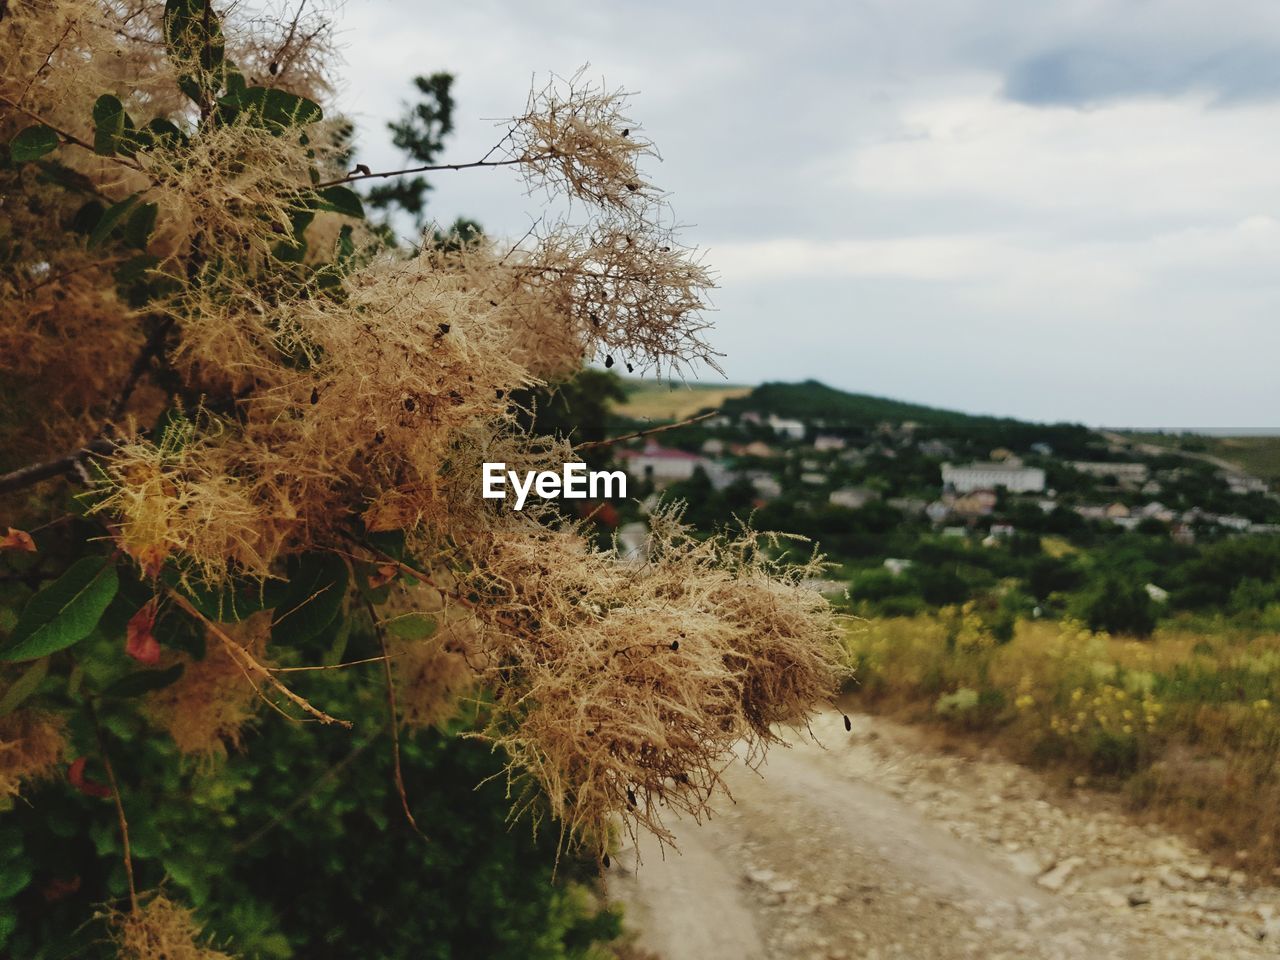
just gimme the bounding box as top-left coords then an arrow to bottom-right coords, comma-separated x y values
1,0 -> 842,873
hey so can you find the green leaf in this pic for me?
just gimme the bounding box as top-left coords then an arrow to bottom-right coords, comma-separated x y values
316,185 -> 364,220
219,86 -> 322,129
271,553 -> 348,644
92,95 -> 131,157
71,200 -> 105,235
114,253 -> 160,287
385,613 -> 436,640
0,558 -> 118,662
101,663 -> 184,699
87,192 -> 141,249
9,125 -> 58,163
164,0 -> 226,102
163,569 -> 267,623
0,862 -> 31,900
123,201 -> 158,249
0,658 -> 49,717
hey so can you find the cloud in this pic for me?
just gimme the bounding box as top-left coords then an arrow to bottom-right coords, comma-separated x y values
330,1 -> 1280,426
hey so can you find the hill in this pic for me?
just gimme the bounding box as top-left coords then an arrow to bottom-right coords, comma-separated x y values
720,380 -> 1101,457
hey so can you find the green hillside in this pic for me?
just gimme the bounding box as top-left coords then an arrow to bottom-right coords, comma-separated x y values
720,380 -> 1101,457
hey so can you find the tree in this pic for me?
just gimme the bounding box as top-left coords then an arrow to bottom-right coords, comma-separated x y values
1078,577 -> 1158,638
0,3 -> 841,955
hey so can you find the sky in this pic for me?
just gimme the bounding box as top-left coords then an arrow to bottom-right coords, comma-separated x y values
331,0 -> 1280,428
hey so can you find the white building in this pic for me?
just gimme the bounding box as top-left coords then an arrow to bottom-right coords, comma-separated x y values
616,442 -> 706,487
813,434 -> 846,452
767,414 -> 806,440
830,486 -> 879,509
941,461 -> 1046,494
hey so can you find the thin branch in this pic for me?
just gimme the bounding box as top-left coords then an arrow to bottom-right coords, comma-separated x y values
316,154 -> 538,190
0,93 -> 142,170
575,409 -> 716,451
366,598 -> 429,842
108,317 -> 176,423
88,703 -> 138,914
0,439 -> 116,495
168,590 -> 352,728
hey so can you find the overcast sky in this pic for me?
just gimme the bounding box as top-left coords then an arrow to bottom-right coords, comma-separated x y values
332,0 -> 1280,428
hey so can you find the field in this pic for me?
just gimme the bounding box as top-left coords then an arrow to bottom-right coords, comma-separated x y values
1122,431 -> 1280,481
613,379 -> 750,422
842,611 -> 1280,876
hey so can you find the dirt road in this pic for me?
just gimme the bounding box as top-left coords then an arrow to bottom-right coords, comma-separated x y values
607,711 -> 1280,959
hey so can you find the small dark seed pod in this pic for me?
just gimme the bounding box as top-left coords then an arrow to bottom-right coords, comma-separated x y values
374,431 -> 385,445
626,788 -> 637,808
670,639 -> 679,651
268,62 -> 279,75
437,322 -> 450,335
604,355 -> 614,369
602,853 -> 611,868
404,397 -> 416,411
843,714 -> 852,732
310,387 -> 319,405
495,389 -> 505,400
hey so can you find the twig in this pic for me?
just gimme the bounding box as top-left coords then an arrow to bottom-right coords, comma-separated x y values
88,703 -> 138,914
366,599 -> 430,844
575,410 -> 717,451
0,439 -> 116,495
0,93 -> 143,170
316,154 -> 540,189
108,317 -> 176,423
168,590 -> 352,728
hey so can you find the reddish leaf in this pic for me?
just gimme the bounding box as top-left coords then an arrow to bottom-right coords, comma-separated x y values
367,563 -> 398,589
67,757 -> 111,798
125,599 -> 161,665
0,527 -> 36,553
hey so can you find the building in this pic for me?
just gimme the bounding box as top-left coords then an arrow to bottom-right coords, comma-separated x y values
830,486 -> 879,510
616,441 -> 706,486
941,461 -> 1046,494
813,434 -> 846,452
748,474 -> 782,500
1225,473 -> 1269,495
767,414 -> 806,440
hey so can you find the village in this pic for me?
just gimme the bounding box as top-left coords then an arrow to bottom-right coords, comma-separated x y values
614,407 -> 1280,541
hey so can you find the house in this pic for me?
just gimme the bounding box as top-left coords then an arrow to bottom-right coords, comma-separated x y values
748,474 -> 782,500
766,414 -> 806,440
830,486 -> 879,510
952,490 -> 997,517
1145,583 -> 1170,604
813,434 -> 847,452
887,497 -> 928,516
1105,503 -> 1130,519
800,472 -> 827,486
942,461 -> 1046,494
700,438 -> 726,456
925,500 -> 951,524
616,441 -> 706,486
733,440 -> 776,459
917,439 -> 954,459
883,558 -> 913,576
1225,473 -> 1269,495
1030,442 -> 1054,456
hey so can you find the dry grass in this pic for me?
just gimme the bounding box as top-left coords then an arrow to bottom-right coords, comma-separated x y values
845,613 -> 1280,876
613,383 -> 749,423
